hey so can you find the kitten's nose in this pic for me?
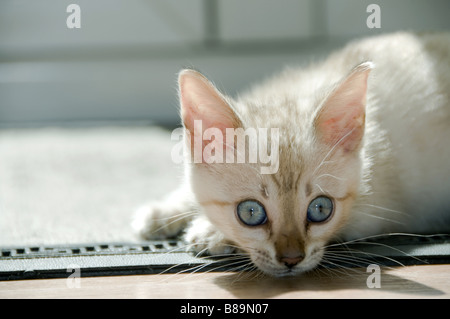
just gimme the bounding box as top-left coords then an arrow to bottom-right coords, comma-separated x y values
279,255 -> 304,268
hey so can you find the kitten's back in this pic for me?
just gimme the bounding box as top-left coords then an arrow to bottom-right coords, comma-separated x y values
335,32 -> 450,232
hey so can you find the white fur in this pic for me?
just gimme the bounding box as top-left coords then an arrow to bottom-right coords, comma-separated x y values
133,32 -> 450,276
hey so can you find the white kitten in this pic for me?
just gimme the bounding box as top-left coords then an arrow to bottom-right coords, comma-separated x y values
132,32 -> 450,277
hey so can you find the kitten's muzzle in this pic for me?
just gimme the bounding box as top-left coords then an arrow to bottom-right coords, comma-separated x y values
275,232 -> 306,268
278,254 -> 304,269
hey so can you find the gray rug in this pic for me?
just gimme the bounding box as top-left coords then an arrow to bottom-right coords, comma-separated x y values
0,126 -> 182,247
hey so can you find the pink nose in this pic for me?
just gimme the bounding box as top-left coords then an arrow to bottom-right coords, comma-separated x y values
279,255 -> 304,268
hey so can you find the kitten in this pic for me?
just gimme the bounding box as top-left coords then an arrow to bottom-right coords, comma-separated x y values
132,32 -> 450,277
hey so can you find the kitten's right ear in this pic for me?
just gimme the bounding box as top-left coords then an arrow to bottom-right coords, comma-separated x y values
314,62 -> 373,154
178,69 -> 241,162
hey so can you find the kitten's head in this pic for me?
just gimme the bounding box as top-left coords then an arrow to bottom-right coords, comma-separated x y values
178,64 -> 372,276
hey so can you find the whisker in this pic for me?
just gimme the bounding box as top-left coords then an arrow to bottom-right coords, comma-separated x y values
230,264 -> 261,283
324,250 -> 378,265
189,257 -> 252,278
321,232 -> 448,269
153,239 -> 251,271
344,241 -> 423,265
157,254 -> 251,283
326,232 -> 449,248
151,210 -> 199,221
357,212 -> 405,225
313,128 -> 356,175
315,183 -> 326,194
326,240 -> 425,267
323,250 -> 399,270
318,258 -> 362,277
147,242 -> 236,276
193,246 -> 211,258
354,203 -> 409,216
150,212 -> 198,235
316,173 -> 346,181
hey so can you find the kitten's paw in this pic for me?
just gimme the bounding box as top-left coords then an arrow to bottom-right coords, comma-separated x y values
131,202 -> 190,240
184,217 -> 236,256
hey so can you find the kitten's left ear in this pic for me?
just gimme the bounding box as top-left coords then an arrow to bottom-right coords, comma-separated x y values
178,69 -> 242,163
314,62 -> 373,153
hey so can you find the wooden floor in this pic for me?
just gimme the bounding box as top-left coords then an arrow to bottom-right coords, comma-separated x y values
1,264 -> 449,299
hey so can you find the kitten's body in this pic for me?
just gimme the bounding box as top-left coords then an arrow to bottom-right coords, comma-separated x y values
133,32 -> 450,276
241,32 -> 450,238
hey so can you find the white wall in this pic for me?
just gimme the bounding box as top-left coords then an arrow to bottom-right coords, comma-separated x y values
1,0 -> 449,126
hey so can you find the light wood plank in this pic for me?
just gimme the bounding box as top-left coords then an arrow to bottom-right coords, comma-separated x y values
0,264 -> 449,299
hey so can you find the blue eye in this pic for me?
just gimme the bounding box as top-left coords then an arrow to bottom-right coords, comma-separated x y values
237,200 -> 267,226
307,196 -> 333,223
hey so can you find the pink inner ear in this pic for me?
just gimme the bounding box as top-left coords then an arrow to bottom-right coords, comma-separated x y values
178,69 -> 240,163
316,63 -> 372,153
319,104 -> 365,153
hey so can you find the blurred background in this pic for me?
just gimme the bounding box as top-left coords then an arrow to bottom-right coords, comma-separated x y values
1,0 -> 449,247
1,0 -> 450,127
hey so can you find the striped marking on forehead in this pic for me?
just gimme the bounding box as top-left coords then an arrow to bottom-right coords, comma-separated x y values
269,170 -> 302,193
259,184 -> 269,199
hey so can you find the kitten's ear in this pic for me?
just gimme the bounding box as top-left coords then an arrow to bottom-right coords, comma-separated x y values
178,69 -> 240,133
314,62 -> 373,153
178,69 -> 241,162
